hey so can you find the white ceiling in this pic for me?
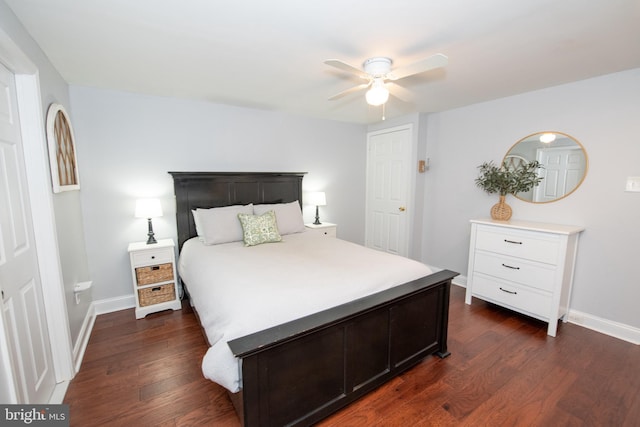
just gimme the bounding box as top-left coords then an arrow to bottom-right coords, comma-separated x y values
6,0 -> 640,124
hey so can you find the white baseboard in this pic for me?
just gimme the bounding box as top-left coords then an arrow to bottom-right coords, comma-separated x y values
72,304 -> 96,373
566,309 -> 640,345
452,275 -> 467,288
426,265 -> 467,289
93,294 -> 135,315
430,268 -> 638,345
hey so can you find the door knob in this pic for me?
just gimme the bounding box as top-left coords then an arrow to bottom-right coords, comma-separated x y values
399,206 -> 406,212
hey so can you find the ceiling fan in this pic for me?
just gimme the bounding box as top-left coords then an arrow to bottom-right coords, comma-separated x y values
324,53 -> 448,106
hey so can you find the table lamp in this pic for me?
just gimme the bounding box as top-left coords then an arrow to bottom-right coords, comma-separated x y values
307,192 -> 326,225
135,198 -> 163,244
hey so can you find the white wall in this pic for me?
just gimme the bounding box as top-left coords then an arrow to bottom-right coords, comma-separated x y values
72,69 -> 640,341
69,86 -> 366,302
422,68 -> 640,332
0,0 -> 90,356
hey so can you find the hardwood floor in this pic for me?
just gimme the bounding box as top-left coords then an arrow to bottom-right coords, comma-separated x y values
64,286 -> 640,426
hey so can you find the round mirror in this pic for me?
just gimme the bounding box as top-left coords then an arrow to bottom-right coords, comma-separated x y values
504,131 -> 588,203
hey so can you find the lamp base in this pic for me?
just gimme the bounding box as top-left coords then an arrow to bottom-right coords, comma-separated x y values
146,218 -> 158,244
313,205 -> 322,225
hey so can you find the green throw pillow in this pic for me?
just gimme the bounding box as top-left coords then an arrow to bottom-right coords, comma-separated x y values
237,210 -> 282,246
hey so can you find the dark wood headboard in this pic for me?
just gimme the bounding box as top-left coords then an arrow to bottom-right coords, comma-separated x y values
169,172 -> 306,250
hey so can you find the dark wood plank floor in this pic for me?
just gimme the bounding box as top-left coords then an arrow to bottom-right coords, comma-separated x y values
64,285 -> 640,426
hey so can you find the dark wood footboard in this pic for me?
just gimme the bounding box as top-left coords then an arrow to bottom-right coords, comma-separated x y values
228,269 -> 457,427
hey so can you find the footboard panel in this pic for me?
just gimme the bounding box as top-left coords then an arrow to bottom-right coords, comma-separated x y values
228,269 -> 457,427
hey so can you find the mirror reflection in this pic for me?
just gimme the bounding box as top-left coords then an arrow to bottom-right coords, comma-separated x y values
504,131 -> 588,203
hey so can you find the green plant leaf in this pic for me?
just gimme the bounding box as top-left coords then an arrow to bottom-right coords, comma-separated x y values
475,160 -> 543,196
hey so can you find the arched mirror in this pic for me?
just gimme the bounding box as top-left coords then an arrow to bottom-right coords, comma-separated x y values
504,131 -> 588,203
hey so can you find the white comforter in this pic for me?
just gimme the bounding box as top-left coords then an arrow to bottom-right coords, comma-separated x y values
178,231 -> 432,392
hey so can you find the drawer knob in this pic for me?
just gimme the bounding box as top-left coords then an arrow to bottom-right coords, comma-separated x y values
499,287 -> 517,295
501,263 -> 520,270
151,255 -> 156,259
504,239 -> 522,245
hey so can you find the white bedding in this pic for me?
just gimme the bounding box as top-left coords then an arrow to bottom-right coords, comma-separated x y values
178,231 -> 433,392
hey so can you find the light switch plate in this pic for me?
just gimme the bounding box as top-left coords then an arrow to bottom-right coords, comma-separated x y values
625,176 -> 640,192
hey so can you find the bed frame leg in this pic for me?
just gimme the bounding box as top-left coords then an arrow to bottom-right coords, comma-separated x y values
434,280 -> 452,360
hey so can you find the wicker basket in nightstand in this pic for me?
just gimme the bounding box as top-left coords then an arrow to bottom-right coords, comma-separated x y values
135,263 -> 174,286
138,283 -> 176,307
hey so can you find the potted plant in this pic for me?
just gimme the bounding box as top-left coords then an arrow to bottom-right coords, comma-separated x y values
475,160 -> 543,220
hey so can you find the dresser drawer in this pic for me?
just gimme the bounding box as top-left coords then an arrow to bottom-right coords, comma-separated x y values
475,226 -> 560,264
131,248 -> 173,267
473,251 -> 556,292
305,224 -> 337,238
471,274 -> 552,320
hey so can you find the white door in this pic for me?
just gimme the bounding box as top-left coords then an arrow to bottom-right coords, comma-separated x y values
365,125 -> 412,257
0,63 -> 56,403
534,147 -> 586,202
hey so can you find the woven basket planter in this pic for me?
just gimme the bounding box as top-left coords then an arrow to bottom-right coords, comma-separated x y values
490,195 -> 512,221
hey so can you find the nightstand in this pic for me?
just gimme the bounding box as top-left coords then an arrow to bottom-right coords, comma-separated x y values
305,222 -> 337,237
128,238 -> 181,319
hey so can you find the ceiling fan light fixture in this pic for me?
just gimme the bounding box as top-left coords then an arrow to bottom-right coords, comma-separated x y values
366,80 -> 389,106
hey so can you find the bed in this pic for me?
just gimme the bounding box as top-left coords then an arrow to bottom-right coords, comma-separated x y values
170,171 -> 458,427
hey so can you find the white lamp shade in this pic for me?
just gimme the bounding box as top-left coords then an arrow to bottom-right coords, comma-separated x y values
306,191 -> 326,206
365,79 -> 389,106
135,198 -> 163,218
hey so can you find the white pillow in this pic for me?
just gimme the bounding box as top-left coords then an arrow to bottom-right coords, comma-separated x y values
192,209 -> 204,239
194,204 -> 253,245
253,200 -> 305,235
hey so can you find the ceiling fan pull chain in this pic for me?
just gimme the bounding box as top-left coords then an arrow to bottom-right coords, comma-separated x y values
382,103 -> 386,121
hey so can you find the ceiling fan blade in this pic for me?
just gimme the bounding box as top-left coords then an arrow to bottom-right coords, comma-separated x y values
387,82 -> 414,103
324,59 -> 368,79
388,53 -> 448,80
328,82 -> 371,101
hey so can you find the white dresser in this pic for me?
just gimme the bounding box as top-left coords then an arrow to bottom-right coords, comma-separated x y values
465,219 -> 584,336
